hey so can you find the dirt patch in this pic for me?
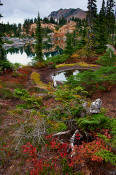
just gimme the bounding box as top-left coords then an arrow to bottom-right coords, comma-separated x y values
92,85 -> 116,117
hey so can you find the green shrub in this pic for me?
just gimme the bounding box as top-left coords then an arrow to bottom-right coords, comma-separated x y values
0,60 -> 13,72
110,119 -> 116,147
14,88 -> 29,99
97,49 -> 116,66
14,88 -> 43,109
97,118 -> 116,149
47,121 -> 67,133
76,39 -> 86,50
67,66 -> 116,91
12,63 -> 21,71
54,85 -> 88,102
45,54 -> 69,66
96,150 -> 116,166
76,114 -> 111,131
0,88 -> 14,99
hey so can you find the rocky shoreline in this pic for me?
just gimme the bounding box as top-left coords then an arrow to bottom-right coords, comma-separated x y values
3,37 -> 35,50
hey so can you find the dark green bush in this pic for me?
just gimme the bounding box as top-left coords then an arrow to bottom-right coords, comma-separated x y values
45,54 -> 69,66
14,88 -> 43,109
67,66 -> 116,91
97,49 -> 116,66
96,150 -> 116,166
0,88 -> 14,99
0,60 -> 13,72
76,114 -> 111,131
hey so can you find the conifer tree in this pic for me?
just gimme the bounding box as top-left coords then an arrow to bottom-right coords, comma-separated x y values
87,0 -> 97,27
0,33 -> 6,60
35,13 -> 43,62
106,0 -> 115,35
64,33 -> 74,55
95,0 -> 107,53
85,0 -> 97,56
100,0 -> 106,17
0,1 -> 6,60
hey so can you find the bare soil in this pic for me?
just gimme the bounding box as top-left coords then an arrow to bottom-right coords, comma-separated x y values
92,85 -> 116,117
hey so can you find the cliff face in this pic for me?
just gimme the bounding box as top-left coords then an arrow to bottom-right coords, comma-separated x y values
28,21 -> 76,49
48,8 -> 87,20
53,21 -> 77,49
29,23 -> 56,35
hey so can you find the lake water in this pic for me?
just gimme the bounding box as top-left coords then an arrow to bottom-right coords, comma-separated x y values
7,52 -> 33,65
6,46 -> 62,65
6,46 -> 34,65
52,70 -> 80,83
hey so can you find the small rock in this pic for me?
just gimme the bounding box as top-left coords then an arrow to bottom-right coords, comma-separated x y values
89,98 -> 102,114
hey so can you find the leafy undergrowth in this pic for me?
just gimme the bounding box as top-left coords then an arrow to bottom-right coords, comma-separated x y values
22,136 -> 116,175
0,53 -> 116,175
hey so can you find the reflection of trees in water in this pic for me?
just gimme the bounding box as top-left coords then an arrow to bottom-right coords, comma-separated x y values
24,45 -> 35,57
44,48 -> 63,58
6,47 -> 21,54
6,45 -> 63,58
7,45 -> 35,57
64,70 -> 73,79
20,47 -> 23,55
43,42 -> 53,50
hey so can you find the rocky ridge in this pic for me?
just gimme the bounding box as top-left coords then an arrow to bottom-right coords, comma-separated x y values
48,8 -> 87,21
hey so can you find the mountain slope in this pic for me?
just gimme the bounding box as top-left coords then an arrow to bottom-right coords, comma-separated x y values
48,8 -> 87,20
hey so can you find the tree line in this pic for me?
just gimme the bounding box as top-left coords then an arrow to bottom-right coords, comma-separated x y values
64,0 -> 116,57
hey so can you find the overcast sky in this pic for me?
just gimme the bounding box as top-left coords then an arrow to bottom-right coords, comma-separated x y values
0,0 -> 108,24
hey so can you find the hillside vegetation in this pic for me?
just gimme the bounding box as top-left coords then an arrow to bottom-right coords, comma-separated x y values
0,0 -> 116,174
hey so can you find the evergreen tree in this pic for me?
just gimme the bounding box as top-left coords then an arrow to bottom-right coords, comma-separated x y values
17,23 -> 22,37
100,0 -> 106,17
0,1 -> 6,60
85,0 -> 97,56
0,33 -> 6,60
35,13 -> 43,62
34,18 -> 37,23
94,17 -> 107,53
95,0 -> 107,53
64,33 -> 74,55
50,17 -> 56,24
43,17 -> 49,24
87,0 -> 97,27
59,16 -> 67,26
106,0 -> 115,35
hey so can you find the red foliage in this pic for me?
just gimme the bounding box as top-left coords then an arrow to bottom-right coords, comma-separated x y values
22,136 -> 111,175
22,137 -> 69,175
70,137 -> 110,166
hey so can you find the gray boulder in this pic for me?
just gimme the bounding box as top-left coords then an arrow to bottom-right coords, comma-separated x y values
89,98 -> 102,114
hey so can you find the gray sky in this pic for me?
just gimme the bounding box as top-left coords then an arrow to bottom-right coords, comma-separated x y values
1,0 -> 107,24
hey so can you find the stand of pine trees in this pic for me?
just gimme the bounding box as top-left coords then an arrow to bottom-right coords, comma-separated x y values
86,0 -> 115,55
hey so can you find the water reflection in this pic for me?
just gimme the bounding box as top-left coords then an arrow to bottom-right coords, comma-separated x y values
52,70 -> 80,82
6,45 -> 35,57
6,45 -> 35,65
7,52 -> 32,65
6,45 -> 63,65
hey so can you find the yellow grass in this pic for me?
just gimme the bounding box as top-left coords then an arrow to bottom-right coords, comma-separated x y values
31,72 -> 51,90
56,62 -> 97,69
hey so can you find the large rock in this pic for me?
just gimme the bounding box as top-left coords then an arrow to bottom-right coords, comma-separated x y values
89,98 -> 102,114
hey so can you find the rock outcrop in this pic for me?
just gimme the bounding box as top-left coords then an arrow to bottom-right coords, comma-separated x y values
48,8 -> 87,21
90,99 -> 102,114
82,99 -> 102,115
